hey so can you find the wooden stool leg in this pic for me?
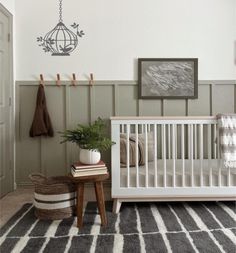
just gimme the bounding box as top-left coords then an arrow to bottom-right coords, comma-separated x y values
77,183 -> 84,228
94,181 -> 107,226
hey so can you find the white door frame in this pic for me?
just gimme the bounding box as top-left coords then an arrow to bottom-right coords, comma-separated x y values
0,3 -> 14,194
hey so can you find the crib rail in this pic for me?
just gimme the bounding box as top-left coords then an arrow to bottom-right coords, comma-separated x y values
111,116 -> 236,199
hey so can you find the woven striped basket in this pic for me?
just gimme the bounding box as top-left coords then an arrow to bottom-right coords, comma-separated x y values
29,173 -> 76,220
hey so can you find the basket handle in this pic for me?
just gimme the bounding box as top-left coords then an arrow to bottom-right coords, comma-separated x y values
29,173 -> 47,185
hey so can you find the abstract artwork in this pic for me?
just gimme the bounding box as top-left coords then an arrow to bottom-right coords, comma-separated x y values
138,58 -> 198,99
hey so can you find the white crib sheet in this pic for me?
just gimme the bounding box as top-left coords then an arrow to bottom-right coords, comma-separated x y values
120,159 -> 236,187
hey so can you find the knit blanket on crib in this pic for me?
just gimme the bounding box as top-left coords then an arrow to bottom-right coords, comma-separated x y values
217,114 -> 236,169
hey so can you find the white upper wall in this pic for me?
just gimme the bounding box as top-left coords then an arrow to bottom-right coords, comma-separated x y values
15,0 -> 236,80
0,0 -> 15,14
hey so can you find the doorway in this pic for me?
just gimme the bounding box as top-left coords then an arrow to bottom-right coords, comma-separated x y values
0,3 -> 14,197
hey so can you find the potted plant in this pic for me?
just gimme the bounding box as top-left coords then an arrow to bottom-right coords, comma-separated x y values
60,117 -> 115,164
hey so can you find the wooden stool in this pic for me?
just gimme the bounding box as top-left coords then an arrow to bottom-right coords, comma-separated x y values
69,173 -> 109,228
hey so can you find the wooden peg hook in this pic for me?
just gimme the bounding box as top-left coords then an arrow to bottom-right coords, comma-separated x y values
89,73 -> 94,86
56,74 -> 61,87
72,73 -> 76,86
39,74 -> 44,86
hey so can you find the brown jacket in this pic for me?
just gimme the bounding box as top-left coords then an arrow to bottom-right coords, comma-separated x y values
30,85 -> 54,137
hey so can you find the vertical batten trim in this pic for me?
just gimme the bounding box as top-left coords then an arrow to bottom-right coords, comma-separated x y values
15,84 -> 21,183
39,137 -> 43,174
210,83 -> 214,116
114,84 -> 119,116
209,83 -> 213,116
16,83 -> 21,142
185,99 -> 189,116
89,85 -> 95,123
138,99 -> 142,116
65,85 -> 70,171
161,99 -> 164,116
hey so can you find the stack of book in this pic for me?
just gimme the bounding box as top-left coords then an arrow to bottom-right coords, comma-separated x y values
71,161 -> 107,177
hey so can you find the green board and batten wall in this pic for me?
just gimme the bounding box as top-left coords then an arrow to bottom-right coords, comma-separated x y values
16,80 -> 236,185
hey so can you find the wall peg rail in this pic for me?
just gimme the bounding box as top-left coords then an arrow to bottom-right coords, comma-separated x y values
89,73 -> 94,86
72,73 -> 76,86
56,73 -> 61,87
39,74 -> 44,86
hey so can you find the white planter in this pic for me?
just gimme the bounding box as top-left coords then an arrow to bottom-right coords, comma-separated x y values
79,148 -> 101,164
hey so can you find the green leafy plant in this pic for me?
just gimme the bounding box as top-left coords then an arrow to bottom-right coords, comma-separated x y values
60,118 -> 115,152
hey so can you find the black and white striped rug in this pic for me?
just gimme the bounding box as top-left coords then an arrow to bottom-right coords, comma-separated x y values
0,201 -> 235,253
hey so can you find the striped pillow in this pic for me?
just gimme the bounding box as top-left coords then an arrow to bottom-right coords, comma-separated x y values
120,132 -> 154,167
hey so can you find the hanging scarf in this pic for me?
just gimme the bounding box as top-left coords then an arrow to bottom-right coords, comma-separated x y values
30,85 -> 54,137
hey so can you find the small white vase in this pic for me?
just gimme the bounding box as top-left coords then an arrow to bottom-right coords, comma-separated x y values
79,148 -> 101,164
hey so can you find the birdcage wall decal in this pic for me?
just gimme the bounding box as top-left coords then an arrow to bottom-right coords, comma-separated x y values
37,0 -> 84,56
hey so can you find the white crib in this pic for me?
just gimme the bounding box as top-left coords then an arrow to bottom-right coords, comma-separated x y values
111,116 -> 236,213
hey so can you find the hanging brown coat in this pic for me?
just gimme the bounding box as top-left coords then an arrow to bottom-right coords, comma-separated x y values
30,85 -> 54,137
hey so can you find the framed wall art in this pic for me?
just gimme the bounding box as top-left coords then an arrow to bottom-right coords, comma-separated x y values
138,58 -> 198,99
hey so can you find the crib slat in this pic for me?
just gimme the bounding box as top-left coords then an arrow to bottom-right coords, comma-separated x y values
145,124 -> 148,188
214,124 -> 217,159
190,124 -> 194,186
168,124 -> 171,159
200,124 -> 203,187
126,124 -> 130,188
188,125 -> 191,159
121,124 -> 124,133
194,124 -> 197,159
172,124 -> 176,187
217,125 -> 221,187
154,124 -> 157,187
209,167 -> 213,186
208,124 -> 212,187
135,124 -> 139,188
227,168 -> 230,186
176,125 -> 178,160
181,124 -> 185,187
162,124 -> 166,187
141,124 -> 144,133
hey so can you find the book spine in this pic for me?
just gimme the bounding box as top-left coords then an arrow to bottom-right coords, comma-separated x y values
71,170 -> 108,177
71,166 -> 107,172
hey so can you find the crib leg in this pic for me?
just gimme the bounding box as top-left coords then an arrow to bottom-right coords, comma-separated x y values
113,199 -> 122,213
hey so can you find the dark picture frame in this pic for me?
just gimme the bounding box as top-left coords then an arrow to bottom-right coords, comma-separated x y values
138,58 -> 198,99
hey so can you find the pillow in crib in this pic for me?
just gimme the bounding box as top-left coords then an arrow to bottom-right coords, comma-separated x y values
129,133 -> 154,161
120,132 -> 154,166
120,136 -> 145,167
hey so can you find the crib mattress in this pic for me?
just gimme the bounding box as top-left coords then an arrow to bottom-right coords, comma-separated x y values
120,159 -> 236,187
